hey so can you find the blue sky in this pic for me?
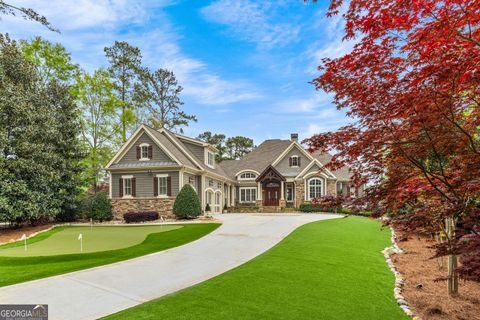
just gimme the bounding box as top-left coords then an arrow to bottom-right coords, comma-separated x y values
2,0 -> 355,144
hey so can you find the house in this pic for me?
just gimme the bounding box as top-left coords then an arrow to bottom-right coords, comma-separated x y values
106,124 -> 359,219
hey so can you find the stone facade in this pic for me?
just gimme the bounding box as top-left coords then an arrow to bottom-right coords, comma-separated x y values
326,179 -> 336,196
279,199 -> 286,208
295,181 -> 305,207
111,198 -> 175,220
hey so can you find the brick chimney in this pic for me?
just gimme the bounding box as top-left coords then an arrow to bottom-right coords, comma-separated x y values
290,133 -> 298,142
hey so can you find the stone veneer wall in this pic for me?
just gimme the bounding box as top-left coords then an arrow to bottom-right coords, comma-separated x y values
295,181 -> 305,208
111,198 -> 175,220
326,180 -> 336,196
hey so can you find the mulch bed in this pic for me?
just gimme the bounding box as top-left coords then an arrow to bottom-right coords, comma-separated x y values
0,224 -> 54,245
392,236 -> 480,320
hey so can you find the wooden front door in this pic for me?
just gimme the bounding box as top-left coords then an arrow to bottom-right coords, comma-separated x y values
263,184 -> 280,206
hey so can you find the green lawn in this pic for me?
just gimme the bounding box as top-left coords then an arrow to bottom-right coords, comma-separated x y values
0,223 -> 219,287
0,225 -> 182,256
105,216 -> 408,320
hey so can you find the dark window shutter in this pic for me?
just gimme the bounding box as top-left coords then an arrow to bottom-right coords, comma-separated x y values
119,178 -> 123,197
148,145 -> 153,159
289,157 -> 292,167
154,177 -> 158,196
298,157 -> 301,166
136,146 -> 141,159
132,178 -> 136,197
167,176 -> 172,196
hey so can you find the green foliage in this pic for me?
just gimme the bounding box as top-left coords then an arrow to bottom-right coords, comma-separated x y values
104,41 -> 142,142
135,68 -> 196,133
298,204 -> 372,216
205,203 -> 211,212
20,37 -> 79,85
73,69 -> 118,189
226,136 -> 255,160
197,131 -> 227,162
0,2 -> 58,32
0,34 -> 83,224
173,185 -> 202,219
81,192 -> 112,222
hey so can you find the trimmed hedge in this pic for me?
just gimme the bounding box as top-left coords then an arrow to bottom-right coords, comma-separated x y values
173,184 -> 202,219
298,204 -> 372,217
123,211 -> 159,223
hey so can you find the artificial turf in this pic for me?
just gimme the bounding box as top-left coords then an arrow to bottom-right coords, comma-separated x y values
0,225 -> 182,256
0,223 -> 219,287
105,216 -> 408,320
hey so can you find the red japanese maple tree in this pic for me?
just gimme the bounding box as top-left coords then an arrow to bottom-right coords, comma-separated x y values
305,0 -> 480,293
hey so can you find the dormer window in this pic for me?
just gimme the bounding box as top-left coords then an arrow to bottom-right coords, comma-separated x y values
289,155 -> 300,167
137,143 -> 152,161
239,172 -> 257,180
207,151 -> 215,168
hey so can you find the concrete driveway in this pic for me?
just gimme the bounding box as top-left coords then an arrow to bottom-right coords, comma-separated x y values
0,213 -> 342,320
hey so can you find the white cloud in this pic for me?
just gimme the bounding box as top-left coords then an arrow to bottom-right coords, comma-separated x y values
201,0 -> 300,48
1,0 -> 260,106
275,92 -> 334,113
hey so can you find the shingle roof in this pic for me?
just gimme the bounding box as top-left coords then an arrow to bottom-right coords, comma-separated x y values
110,161 -> 178,169
311,151 -> 352,181
219,139 -> 292,179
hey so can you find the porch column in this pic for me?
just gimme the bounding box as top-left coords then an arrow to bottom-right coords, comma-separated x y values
231,185 -> 235,206
280,181 -> 285,200
257,182 -> 262,200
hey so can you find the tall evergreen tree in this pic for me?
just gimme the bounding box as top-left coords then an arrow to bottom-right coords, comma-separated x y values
104,41 -> 142,143
135,68 -> 196,133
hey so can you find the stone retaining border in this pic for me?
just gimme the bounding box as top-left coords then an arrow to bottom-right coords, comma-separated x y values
383,228 -> 422,320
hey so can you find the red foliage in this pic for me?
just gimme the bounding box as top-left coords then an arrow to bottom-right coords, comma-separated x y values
305,0 -> 480,281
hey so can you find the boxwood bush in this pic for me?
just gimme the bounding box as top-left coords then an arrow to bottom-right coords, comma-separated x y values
173,184 -> 201,219
124,211 -> 159,223
81,191 -> 113,222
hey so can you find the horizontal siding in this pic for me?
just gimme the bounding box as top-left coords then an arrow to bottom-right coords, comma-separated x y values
111,171 -> 179,198
183,141 -> 205,163
275,146 -> 310,177
118,133 -> 174,164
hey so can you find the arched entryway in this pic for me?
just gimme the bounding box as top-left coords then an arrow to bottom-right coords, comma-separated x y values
256,165 -> 286,207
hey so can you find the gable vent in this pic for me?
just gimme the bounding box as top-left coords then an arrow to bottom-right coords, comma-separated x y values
290,133 -> 298,141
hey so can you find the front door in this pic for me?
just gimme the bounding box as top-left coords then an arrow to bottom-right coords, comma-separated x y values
263,182 -> 280,206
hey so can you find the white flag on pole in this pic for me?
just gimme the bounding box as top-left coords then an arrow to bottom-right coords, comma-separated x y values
78,233 -> 83,240
20,234 -> 27,240
21,234 -> 27,251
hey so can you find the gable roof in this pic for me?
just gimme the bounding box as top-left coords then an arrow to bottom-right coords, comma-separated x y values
311,151 -> 352,181
219,139 -> 292,179
271,141 -> 314,167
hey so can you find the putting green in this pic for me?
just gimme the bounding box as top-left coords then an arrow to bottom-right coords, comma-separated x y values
0,225 -> 182,257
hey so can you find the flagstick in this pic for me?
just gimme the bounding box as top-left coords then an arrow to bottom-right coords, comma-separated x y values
80,237 -> 83,253
24,237 -> 27,251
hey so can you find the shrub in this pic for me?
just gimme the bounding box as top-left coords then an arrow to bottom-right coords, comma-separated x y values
124,211 -> 159,223
205,203 -> 211,212
223,203 -> 228,211
173,184 -> 202,219
81,192 -> 113,222
299,203 -> 335,213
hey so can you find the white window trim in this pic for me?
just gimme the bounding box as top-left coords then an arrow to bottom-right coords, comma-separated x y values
306,177 -> 323,200
239,187 -> 257,203
286,183 -> 294,202
206,150 -> 215,168
122,175 -> 133,198
139,143 -> 151,161
238,172 -> 257,180
290,155 -> 300,168
156,174 -> 169,198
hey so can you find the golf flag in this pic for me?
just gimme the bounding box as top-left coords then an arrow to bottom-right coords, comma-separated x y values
78,233 -> 83,252
20,234 -> 27,251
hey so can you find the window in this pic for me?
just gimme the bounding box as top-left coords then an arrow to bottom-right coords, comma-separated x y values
308,178 -> 323,200
286,183 -> 294,202
239,172 -> 257,180
123,177 -> 132,197
207,151 -> 215,168
139,143 -> 150,161
217,182 -> 222,189
290,155 -> 300,167
158,176 -> 167,196
209,179 -> 214,187
240,187 -> 257,203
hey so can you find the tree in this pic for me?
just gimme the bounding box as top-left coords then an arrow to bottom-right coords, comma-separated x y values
226,136 -> 255,160
305,0 -> 480,294
0,1 -> 58,32
197,131 -> 226,162
20,37 -> 79,86
173,184 -> 201,219
135,68 -> 196,132
104,41 -> 142,143
73,69 -> 117,191
0,34 -> 83,224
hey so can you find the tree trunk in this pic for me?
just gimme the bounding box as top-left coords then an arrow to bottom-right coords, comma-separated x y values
446,217 -> 459,295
